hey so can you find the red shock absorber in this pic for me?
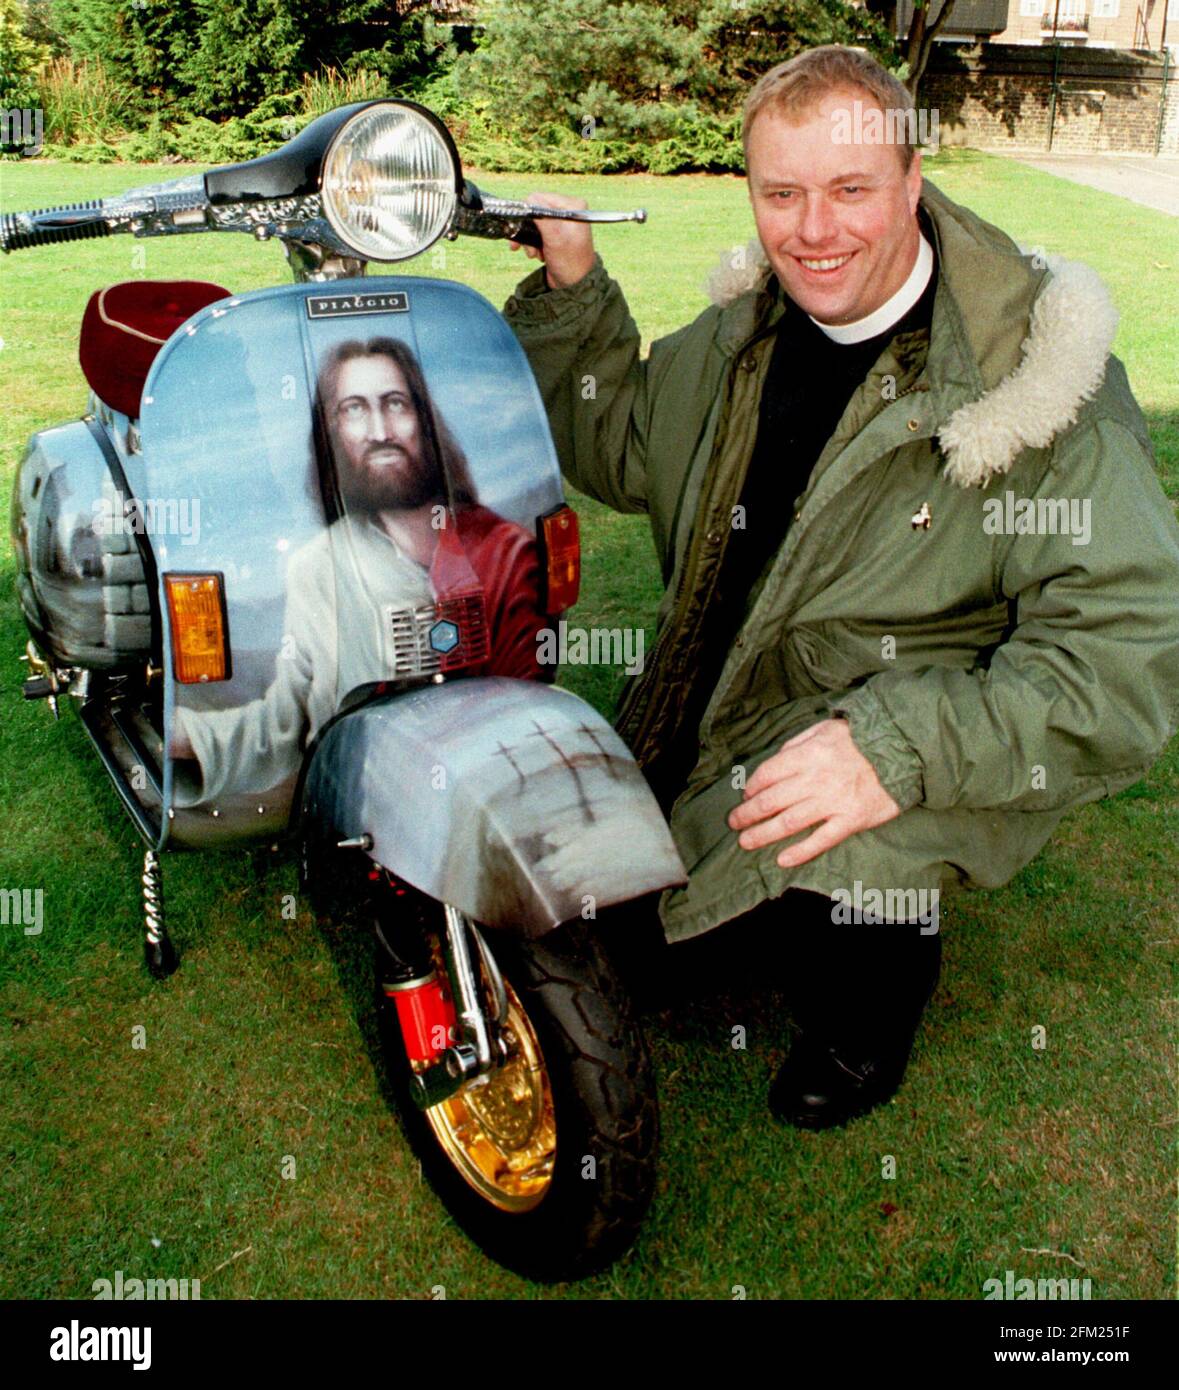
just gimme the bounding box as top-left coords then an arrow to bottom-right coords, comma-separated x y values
384,973 -> 457,1064
378,872 -> 458,1063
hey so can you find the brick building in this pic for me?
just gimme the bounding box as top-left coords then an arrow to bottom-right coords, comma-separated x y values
923,43 -> 1179,152
894,4 -> 1178,154
994,0 -> 1179,51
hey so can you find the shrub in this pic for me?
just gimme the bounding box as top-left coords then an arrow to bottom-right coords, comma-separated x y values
452,0 -> 897,163
297,66 -> 390,121
2,0 -> 51,111
35,56 -> 138,145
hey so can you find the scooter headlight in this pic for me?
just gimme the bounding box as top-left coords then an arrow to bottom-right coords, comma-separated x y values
321,101 -> 461,262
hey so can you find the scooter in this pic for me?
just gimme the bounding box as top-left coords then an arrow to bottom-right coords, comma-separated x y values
4,99 -> 685,1282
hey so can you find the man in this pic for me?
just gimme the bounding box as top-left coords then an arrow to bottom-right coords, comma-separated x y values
173,337 -> 545,803
503,45 -> 1179,1128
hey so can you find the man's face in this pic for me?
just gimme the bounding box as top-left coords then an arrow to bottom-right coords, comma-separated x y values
746,88 -> 923,326
327,354 -> 440,512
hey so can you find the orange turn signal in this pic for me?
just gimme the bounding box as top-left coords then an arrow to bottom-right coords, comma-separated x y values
164,573 -> 230,683
539,505 -> 580,614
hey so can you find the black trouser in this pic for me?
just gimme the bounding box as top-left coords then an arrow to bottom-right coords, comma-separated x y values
603,887 -> 941,1043
752,887 -> 942,1049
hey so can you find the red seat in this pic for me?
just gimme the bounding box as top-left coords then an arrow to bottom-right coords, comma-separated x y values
79,280 -> 230,419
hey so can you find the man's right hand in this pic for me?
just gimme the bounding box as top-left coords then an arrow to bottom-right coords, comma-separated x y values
508,192 -> 596,290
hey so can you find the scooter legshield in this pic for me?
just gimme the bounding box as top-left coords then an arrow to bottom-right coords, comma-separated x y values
130,275 -> 569,848
300,677 -> 687,938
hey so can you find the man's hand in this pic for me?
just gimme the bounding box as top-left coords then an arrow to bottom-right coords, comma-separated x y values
507,192 -> 596,290
727,719 -> 902,868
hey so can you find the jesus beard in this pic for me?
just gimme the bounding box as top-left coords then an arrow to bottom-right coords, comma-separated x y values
336,440 -> 445,516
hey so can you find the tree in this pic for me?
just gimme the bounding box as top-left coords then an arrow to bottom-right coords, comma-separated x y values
56,0 -> 203,112
456,0 -> 698,140
455,0 -> 897,143
181,0 -> 448,116
52,0 -> 448,119
864,1 -> 958,97
695,0 -> 897,109
1,0 -> 52,107
21,0 -> 69,57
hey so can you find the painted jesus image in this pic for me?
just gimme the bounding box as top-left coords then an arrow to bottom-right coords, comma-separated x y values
171,337 -> 546,803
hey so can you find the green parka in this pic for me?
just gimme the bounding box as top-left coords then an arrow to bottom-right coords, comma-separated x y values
503,179 -> 1179,943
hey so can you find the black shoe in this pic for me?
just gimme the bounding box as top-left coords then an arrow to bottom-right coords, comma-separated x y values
770,916 -> 942,1130
768,1019 -> 924,1130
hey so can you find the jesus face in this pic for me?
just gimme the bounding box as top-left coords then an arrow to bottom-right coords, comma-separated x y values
327,354 -> 441,513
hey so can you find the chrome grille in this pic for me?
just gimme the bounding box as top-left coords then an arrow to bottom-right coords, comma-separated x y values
388,603 -> 443,678
386,592 -> 490,678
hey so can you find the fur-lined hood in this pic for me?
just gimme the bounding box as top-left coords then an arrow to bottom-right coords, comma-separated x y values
704,213 -> 1119,490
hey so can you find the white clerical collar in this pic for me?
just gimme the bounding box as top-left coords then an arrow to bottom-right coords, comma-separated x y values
808,232 -> 934,344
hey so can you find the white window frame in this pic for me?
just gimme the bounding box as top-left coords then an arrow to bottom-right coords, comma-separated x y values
1091,0 -> 1119,18
1020,0 -> 1045,15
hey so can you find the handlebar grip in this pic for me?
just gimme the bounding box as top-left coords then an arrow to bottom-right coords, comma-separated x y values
512,218 -> 543,250
0,202 -> 110,253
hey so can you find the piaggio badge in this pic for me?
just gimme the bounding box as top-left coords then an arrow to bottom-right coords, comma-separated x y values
306,291 -> 410,319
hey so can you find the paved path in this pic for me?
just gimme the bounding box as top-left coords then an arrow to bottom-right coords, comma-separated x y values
1001,151 -> 1179,217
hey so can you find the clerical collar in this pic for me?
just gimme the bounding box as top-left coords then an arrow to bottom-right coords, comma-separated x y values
808,232 -> 934,345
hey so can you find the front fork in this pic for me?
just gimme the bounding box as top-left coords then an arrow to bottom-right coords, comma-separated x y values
378,892 -> 510,1110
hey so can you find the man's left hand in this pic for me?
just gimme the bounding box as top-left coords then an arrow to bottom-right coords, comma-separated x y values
728,719 -> 902,868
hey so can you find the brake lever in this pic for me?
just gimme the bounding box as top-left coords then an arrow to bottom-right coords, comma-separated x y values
452,181 -> 646,247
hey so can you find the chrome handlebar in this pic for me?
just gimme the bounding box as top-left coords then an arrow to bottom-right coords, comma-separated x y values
0,177 -> 646,258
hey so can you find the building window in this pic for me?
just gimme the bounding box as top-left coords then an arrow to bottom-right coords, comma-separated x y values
1021,0 -> 1044,14
1091,0 -> 1119,16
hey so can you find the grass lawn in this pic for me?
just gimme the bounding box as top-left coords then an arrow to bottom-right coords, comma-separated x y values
0,149 -> 1175,1301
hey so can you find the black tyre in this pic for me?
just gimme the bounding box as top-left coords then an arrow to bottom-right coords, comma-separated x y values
378,908 -> 658,1283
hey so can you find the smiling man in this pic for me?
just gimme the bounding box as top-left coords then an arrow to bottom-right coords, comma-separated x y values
503,46 -> 1179,1129
749,88 -> 923,325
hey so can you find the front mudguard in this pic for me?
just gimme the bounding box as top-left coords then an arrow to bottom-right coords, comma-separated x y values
299,677 -> 687,938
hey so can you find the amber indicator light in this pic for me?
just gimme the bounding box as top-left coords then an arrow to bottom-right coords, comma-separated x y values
164,573 -> 230,683
539,506 -> 580,614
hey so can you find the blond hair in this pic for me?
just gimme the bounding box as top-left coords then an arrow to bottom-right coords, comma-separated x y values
743,45 -> 917,170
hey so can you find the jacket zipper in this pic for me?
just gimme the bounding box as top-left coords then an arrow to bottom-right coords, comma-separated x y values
616,550 -> 692,752
617,334 -> 771,757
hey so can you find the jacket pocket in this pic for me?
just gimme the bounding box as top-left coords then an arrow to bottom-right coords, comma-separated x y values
782,606 -> 1010,699
781,624 -> 877,697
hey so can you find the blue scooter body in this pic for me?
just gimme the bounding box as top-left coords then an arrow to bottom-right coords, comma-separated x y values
14,274 -> 686,925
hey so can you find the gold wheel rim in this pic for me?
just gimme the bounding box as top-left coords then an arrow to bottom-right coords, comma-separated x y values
421,977 -> 557,1212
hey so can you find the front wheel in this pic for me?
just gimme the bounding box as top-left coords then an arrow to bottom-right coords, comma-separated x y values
379,908 -> 658,1283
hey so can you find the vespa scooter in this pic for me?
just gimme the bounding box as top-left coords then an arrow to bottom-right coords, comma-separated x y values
4,99 -> 686,1281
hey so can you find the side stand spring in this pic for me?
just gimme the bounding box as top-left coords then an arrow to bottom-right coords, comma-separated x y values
143,849 -> 179,979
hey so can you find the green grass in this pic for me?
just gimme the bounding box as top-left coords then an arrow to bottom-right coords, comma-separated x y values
0,150 -> 1175,1300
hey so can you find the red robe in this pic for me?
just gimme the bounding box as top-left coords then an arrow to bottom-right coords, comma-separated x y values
432,504 -> 549,683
